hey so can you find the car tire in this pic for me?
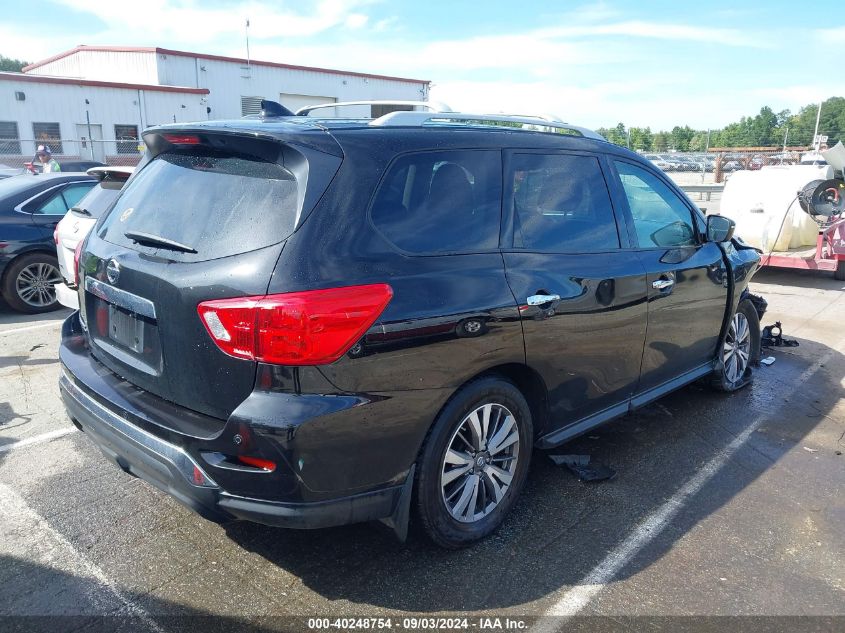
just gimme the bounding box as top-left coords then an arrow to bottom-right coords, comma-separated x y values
2,253 -> 63,314
415,376 -> 533,548
711,298 -> 760,392
835,261 -> 845,282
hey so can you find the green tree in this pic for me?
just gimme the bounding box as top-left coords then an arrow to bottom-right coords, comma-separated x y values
628,126 -> 653,151
0,55 -> 29,72
652,132 -> 669,152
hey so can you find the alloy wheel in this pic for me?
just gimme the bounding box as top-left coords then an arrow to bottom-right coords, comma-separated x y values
723,312 -> 751,384
440,402 -> 520,523
16,262 -> 62,308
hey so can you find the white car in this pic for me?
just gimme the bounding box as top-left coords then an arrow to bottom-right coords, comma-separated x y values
54,166 -> 133,308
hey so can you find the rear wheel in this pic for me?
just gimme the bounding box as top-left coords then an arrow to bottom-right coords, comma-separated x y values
415,376 -> 533,548
712,298 -> 760,392
2,253 -> 63,313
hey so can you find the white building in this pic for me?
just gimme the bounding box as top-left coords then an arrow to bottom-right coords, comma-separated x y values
0,45 -> 429,167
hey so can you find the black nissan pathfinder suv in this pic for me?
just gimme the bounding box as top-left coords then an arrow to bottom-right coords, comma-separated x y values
59,104 -> 761,548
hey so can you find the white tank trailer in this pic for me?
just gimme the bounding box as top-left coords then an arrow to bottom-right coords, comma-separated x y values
720,142 -> 845,280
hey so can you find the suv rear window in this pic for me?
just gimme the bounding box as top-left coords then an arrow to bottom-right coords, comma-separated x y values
370,150 -> 502,254
72,179 -> 126,219
98,149 -> 299,262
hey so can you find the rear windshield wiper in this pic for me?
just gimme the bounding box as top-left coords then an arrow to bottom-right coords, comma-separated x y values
124,231 -> 197,254
70,206 -> 91,216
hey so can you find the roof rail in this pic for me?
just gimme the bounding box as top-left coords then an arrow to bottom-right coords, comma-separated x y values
295,100 -> 452,116
368,111 -> 605,140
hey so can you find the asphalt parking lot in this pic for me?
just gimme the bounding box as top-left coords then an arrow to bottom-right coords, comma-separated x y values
1,268 -> 843,632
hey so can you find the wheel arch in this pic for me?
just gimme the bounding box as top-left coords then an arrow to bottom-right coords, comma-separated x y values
0,246 -> 59,287
420,363 -> 550,455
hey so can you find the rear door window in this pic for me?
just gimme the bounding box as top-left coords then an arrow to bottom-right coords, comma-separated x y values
32,182 -> 95,215
98,149 -> 299,262
510,153 -> 620,252
370,150 -> 502,254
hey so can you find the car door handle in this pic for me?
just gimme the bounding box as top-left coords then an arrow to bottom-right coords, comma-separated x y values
526,293 -> 561,306
652,279 -> 674,290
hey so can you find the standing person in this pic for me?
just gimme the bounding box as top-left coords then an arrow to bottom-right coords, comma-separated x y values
36,145 -> 61,173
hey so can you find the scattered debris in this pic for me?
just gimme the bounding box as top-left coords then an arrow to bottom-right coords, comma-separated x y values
548,454 -> 617,482
760,356 -> 776,366
803,447 -> 819,453
762,321 -> 799,348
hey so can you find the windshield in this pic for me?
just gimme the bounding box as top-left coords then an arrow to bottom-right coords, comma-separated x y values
97,148 -> 299,262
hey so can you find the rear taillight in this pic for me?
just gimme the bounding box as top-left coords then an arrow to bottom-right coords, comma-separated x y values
73,241 -> 84,287
162,133 -> 201,144
197,284 -> 393,365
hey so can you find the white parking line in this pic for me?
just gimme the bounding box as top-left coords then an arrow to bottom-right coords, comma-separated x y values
0,321 -> 63,337
0,427 -> 76,453
535,344 -> 841,628
0,483 -> 167,628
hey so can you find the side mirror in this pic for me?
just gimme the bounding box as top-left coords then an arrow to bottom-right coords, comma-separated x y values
706,214 -> 735,242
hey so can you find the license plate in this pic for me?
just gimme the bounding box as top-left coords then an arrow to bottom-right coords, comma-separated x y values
108,304 -> 144,353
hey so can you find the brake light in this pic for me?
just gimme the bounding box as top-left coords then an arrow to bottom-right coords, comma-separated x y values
197,284 -> 393,365
237,456 -> 276,472
162,133 -> 201,145
73,241 -> 84,287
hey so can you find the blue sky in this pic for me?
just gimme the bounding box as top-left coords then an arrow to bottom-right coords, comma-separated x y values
1,0 -> 842,129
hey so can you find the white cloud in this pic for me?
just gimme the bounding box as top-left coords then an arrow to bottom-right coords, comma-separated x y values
815,25 -> 845,42
344,13 -> 369,29
51,0 -> 376,42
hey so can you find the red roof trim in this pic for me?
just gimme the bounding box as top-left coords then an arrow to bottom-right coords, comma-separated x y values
22,46 -> 157,72
0,72 -> 209,94
23,45 -> 429,85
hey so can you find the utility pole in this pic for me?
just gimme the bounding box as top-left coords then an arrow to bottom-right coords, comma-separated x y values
701,129 -> 710,182
781,127 -> 789,164
84,98 -> 94,160
813,100 -> 822,151
245,19 -> 251,70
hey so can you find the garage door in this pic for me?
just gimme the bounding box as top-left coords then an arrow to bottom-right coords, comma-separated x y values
280,94 -> 337,116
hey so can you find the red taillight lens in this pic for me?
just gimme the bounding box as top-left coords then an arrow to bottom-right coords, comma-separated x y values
237,456 -> 276,472
197,284 -> 393,365
162,133 -> 201,144
73,240 -> 84,287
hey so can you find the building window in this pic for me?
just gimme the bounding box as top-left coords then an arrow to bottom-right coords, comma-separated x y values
240,96 -> 265,117
0,121 -> 21,154
114,125 -> 139,155
32,122 -> 63,154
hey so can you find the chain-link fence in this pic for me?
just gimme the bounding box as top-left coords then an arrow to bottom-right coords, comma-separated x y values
0,139 -> 143,175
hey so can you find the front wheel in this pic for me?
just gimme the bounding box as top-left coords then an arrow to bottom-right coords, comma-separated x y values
711,298 -> 760,392
415,377 -> 533,548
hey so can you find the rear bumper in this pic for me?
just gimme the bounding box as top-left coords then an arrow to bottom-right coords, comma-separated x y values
59,354 -> 408,530
55,283 -> 79,310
